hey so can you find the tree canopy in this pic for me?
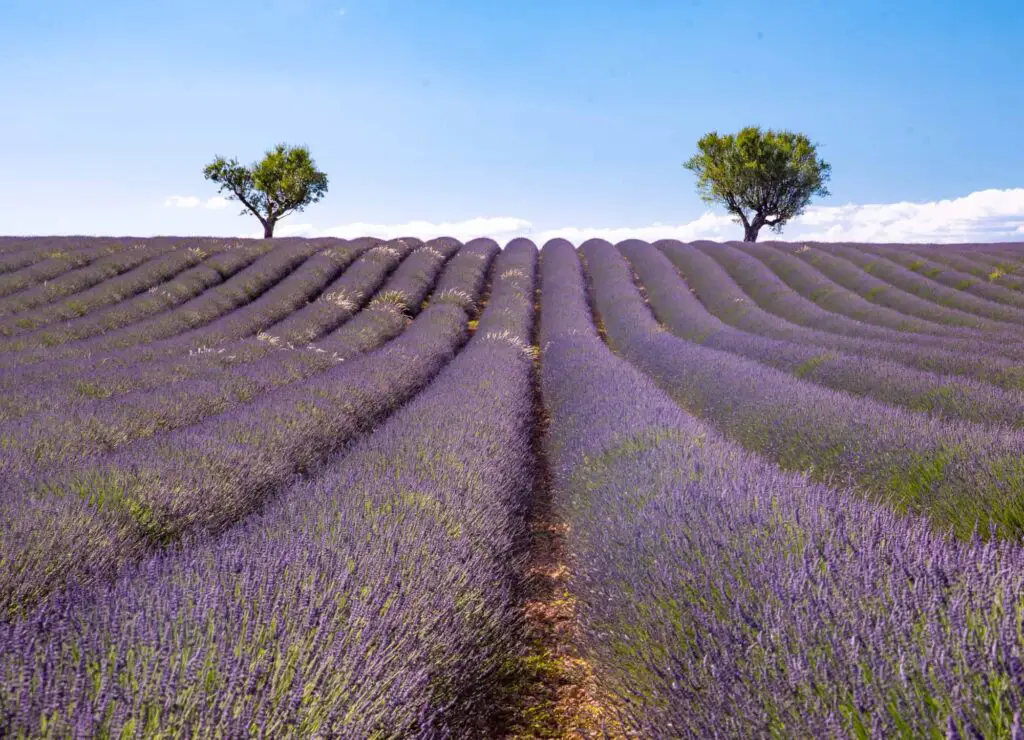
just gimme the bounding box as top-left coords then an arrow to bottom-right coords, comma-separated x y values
204,144 -> 329,238
683,127 -> 831,242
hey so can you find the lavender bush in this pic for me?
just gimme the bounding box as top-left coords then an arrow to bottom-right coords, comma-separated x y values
582,240 -> 1024,540
540,238 -> 1024,737
659,240 -> 1024,390
0,243 -> 270,354
0,242 -> 217,337
621,240 -> 1024,427
0,240 -> 134,298
904,244 -> 1024,291
696,240 -> 1019,347
0,240 -> 537,737
780,242 -> 1020,334
820,241 -> 1024,326
861,242 -> 1024,310
0,240 -> 498,619
0,239 -> 350,374
0,239 -> 460,467
0,241 -> 180,317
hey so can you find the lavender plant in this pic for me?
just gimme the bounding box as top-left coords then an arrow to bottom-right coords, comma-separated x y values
0,242 -> 218,337
621,240 -> 1024,426
0,240 -> 454,465
737,240 -> 951,333
0,241 -> 499,619
0,239 -> 349,374
784,242 -> 1020,333
0,244 -> 270,355
0,240 -> 537,737
0,239 -> 95,274
0,239 -> 466,423
540,239 -> 1024,737
582,240 -> 1024,540
697,240 -> 1017,345
821,241 -> 1024,326
0,242 -> 180,317
905,244 -> 1024,290
659,240 -> 1024,389
0,240 -> 133,298
859,242 -> 1024,310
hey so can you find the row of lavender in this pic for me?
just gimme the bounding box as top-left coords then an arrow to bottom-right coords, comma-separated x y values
3,234 -> 1024,734
683,241 -> 1024,358
542,240 -> 1024,736
587,241 -> 1024,539
0,238 -> 497,620
0,238 -> 429,433
656,241 -> 1024,394
624,241 -> 1024,427
0,241 -> 538,736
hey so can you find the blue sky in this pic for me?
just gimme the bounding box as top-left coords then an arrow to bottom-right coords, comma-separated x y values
1,0 -> 1023,242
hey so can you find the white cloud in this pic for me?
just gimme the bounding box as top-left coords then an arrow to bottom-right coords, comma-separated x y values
163,195 -> 231,210
231,188 -> 1024,245
789,188 -> 1024,243
533,212 -> 737,244
247,217 -> 535,241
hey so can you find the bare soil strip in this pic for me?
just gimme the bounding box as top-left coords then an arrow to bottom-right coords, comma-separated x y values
492,302 -> 610,738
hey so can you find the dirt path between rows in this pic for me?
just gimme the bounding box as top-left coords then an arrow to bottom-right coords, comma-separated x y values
490,322 -> 613,738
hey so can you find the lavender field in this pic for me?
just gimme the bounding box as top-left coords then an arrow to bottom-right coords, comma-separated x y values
3,235 -> 1024,737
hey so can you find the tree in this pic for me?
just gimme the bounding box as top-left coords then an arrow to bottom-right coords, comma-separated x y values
203,144 -> 329,238
683,127 -> 831,242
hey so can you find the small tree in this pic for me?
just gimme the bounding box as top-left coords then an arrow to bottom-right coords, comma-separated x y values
204,143 -> 329,238
683,127 -> 831,242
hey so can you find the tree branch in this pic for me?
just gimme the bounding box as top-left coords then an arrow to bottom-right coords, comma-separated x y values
724,195 -> 750,228
234,188 -> 266,224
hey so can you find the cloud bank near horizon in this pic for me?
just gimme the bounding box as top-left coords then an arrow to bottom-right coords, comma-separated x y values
161,187 -> 1024,244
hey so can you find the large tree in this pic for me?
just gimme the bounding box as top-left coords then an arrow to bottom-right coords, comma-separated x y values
203,144 -> 329,238
683,127 -> 831,242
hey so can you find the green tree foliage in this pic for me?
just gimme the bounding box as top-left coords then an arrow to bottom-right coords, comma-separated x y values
684,127 -> 831,242
204,144 -> 329,238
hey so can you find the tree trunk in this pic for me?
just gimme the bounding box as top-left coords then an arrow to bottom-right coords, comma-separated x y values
263,220 -> 275,239
743,223 -> 760,242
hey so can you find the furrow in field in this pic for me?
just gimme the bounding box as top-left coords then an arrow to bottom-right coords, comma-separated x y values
858,243 -> 1024,310
0,238 -> 100,274
903,244 -> 1024,291
583,240 -> 1024,541
780,241 -> 1021,333
681,241 -> 1024,363
0,242 -> 222,338
0,241 -> 535,737
0,240 -> 141,299
0,242 -> 183,318
0,240 -> 462,468
814,242 -> 1024,327
736,241 -> 963,334
0,240 -> 500,620
622,240 -> 1024,427
0,244 -> 271,354
0,238 -> 354,376
0,238 -> 467,422
702,241 -> 1019,346
536,238 -> 1024,737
